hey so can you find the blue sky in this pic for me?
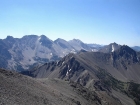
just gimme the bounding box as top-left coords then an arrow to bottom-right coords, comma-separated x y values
0,0 -> 140,46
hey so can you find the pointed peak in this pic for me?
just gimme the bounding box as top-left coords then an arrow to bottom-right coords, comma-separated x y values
69,39 -> 83,43
39,35 -> 52,41
40,34 -> 46,37
39,35 -> 53,47
109,42 -> 119,46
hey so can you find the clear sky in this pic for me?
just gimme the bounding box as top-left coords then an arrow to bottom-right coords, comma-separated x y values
0,0 -> 140,46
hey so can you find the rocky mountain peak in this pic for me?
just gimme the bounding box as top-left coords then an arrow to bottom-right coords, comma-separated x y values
40,34 -> 47,39
112,45 -> 138,63
55,38 -> 66,42
116,45 -> 136,56
71,39 -> 83,43
6,36 -> 14,40
39,35 -> 53,48
3,36 -> 16,48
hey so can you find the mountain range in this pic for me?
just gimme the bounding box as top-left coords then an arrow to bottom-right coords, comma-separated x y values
0,35 -> 102,71
0,35 -> 139,71
22,44 -> 140,105
0,35 -> 140,105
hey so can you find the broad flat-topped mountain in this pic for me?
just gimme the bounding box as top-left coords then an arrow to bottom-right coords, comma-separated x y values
0,68 -> 123,105
22,45 -> 140,105
0,35 -> 101,71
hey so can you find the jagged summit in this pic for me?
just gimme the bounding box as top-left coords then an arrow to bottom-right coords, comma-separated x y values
39,35 -> 53,48
116,45 -> 136,55
112,45 -> 138,63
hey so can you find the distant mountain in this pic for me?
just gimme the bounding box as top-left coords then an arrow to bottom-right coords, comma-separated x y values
87,43 -> 103,48
0,35 -> 100,71
87,43 -> 103,51
54,38 -> 76,54
131,46 -> 140,52
68,39 -> 92,51
99,42 -> 121,53
22,45 -> 140,105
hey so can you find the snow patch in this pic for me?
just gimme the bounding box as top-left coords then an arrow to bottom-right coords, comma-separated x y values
137,57 -> 139,61
69,69 -> 71,72
56,61 -> 58,65
38,37 -> 41,41
112,45 -> 114,52
50,53 -> 52,56
62,62 -> 65,65
66,71 -> 69,76
92,49 -> 98,52
71,51 -> 76,54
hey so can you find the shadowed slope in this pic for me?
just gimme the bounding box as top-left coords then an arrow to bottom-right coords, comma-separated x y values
1,68 -> 124,105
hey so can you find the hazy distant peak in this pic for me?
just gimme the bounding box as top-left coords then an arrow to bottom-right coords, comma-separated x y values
6,35 -> 14,39
70,39 -> 83,43
40,35 -> 53,41
131,46 -> 140,51
109,42 -> 119,46
54,38 -> 67,42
